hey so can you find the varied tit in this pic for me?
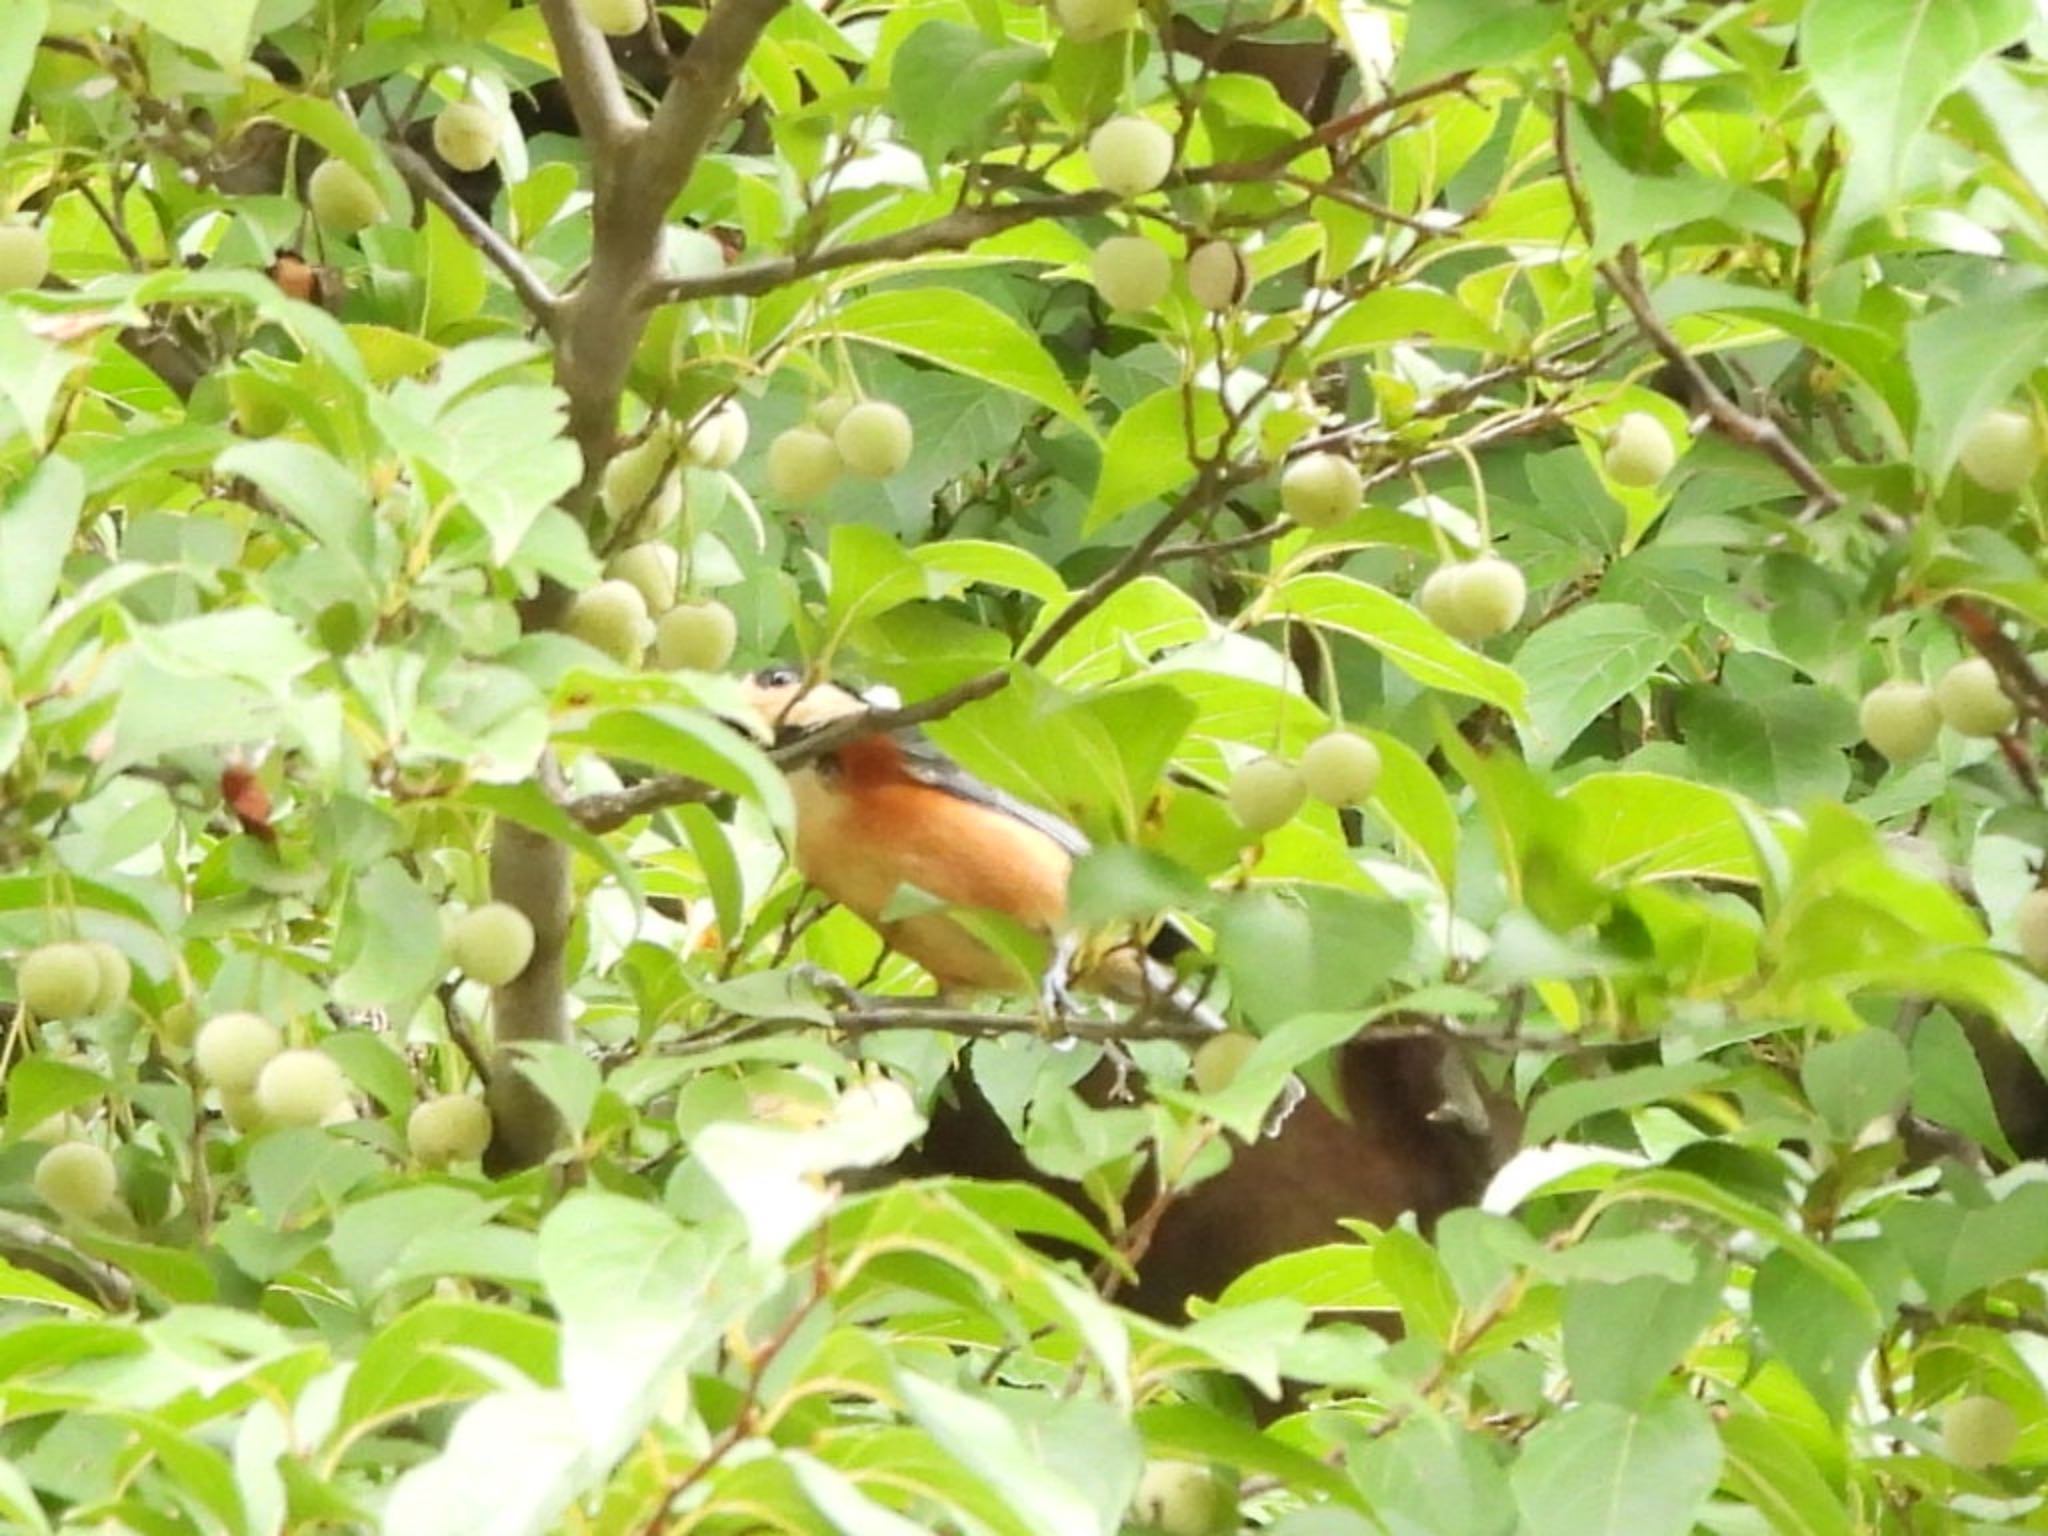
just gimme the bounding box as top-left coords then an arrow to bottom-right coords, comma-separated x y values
737,665 -> 1225,1029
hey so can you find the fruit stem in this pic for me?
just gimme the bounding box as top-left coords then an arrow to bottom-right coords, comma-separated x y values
1449,437 -> 1491,545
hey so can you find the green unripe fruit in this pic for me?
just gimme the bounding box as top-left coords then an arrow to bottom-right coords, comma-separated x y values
1958,409 -> 2041,495
1934,657 -> 2017,737
0,224 -> 51,293
834,400 -> 914,478
1419,556 -> 1527,642
1087,115 -> 1174,198
306,158 -> 387,235
1859,680 -> 1941,762
575,0 -> 648,34
1191,1032 -> 1257,1094
602,436 -> 683,529
1092,235 -> 1171,313
157,999 -> 198,1049
408,1094 -> 494,1166
17,943 -> 102,1020
1300,732 -> 1382,805
1185,240 -> 1248,311
605,542 -> 680,615
194,1012 -> 284,1093
1942,1394 -> 2019,1471
432,101 -> 501,172
1228,757 -> 1307,834
1279,451 -> 1362,529
83,941 -> 131,1015
766,426 -> 842,502
566,579 -> 652,665
1603,411 -> 1677,487
220,1087 -> 267,1133
682,400 -> 749,469
813,394 -> 855,434
2017,888 -> 2048,973
1052,0 -> 1137,41
654,599 -> 739,672
254,1048 -> 350,1128
448,902 -> 537,987
1131,1460 -> 1236,1536
33,1141 -> 119,1220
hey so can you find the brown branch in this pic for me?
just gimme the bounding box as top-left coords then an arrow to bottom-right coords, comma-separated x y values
387,141 -> 562,326
647,192 -> 1116,306
536,0 -> 640,148
640,0 -> 791,215
482,822 -> 574,1174
1944,597 -> 2048,731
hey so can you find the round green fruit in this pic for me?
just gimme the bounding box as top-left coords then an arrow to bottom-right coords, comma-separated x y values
33,1141 -> 119,1221
1279,451 -> 1362,529
1934,657 -> 2016,737
1859,680 -> 1941,762
813,394 -> 855,434
1942,1394 -> 2019,1471
605,542 -> 680,615
1087,115 -> 1174,198
602,436 -> 683,528
682,400 -> 749,469
1228,756 -> 1307,834
1419,556 -> 1526,642
17,942 -> 102,1021
0,224 -> 51,293
576,0 -> 648,34
766,426 -> 842,501
1185,240 -> 1248,311
254,1048 -> 350,1128
834,400 -> 914,478
432,101 -> 501,172
1300,732 -> 1382,805
1092,235 -> 1171,313
2017,888 -> 2048,973
1052,0 -> 1137,41
1192,1032 -> 1257,1094
84,940 -> 131,1015
654,599 -> 739,672
306,158 -> 386,235
1131,1460 -> 1236,1536
194,1012 -> 284,1093
449,901 -> 537,987
408,1094 -> 494,1166
1603,411 -> 1677,487
1958,408 -> 2041,494
566,579 -> 652,665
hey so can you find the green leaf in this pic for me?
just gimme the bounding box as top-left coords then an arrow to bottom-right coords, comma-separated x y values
889,22 -> 1045,167
1352,1417 -> 1516,1536
1513,604 -> 1675,763
538,1192 -> 753,1464
912,540 -> 1066,603
1271,573 -> 1528,718
0,0 -> 44,135
1909,1010 -> 2017,1162
1717,1412 -> 1854,1536
1510,1395 -> 1723,1536
1524,1061 -> 1730,1145
1361,728 -> 1459,888
896,1372 -> 1112,1536
1800,0 -> 2031,195
1086,389 -> 1222,533
1751,1248 -> 1881,1421
111,0 -> 261,68
1801,1030 -> 1912,1142
1557,774 -> 1759,885
1214,886 -> 1412,1030
382,1390 -> 590,1536
1314,285 -> 1510,359
1906,286 -> 2048,482
332,859 -> 447,1019
1562,1259 -> 1726,1410
828,290 -> 1092,431
1394,0 -> 1564,87
0,454 -> 81,651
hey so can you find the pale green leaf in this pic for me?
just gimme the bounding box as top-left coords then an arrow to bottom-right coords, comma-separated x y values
1271,572 -> 1528,717
829,290 -> 1092,431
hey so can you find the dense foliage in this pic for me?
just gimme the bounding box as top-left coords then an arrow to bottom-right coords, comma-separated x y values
5,0 -> 2048,1531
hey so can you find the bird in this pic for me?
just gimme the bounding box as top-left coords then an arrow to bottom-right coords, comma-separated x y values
736,664 -> 1226,1030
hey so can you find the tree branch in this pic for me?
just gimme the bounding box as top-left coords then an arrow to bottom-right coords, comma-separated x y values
388,141 -> 562,327
482,822 -> 574,1173
640,0 -> 790,208
646,192 -> 1116,307
536,0 -> 641,149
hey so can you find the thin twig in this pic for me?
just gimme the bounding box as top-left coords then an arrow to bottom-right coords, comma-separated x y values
647,192 -> 1115,306
388,141 -> 562,326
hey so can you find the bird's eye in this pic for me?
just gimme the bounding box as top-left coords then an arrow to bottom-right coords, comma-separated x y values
752,664 -> 801,689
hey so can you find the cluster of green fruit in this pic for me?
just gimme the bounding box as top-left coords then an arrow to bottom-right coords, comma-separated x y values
1083,115 -> 1247,315
1859,660 -> 2020,761
765,397 -> 916,503
567,407 -> 752,669
1227,732 -> 1382,834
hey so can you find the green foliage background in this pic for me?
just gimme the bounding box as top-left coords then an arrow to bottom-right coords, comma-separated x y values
3,0 -> 2048,1531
